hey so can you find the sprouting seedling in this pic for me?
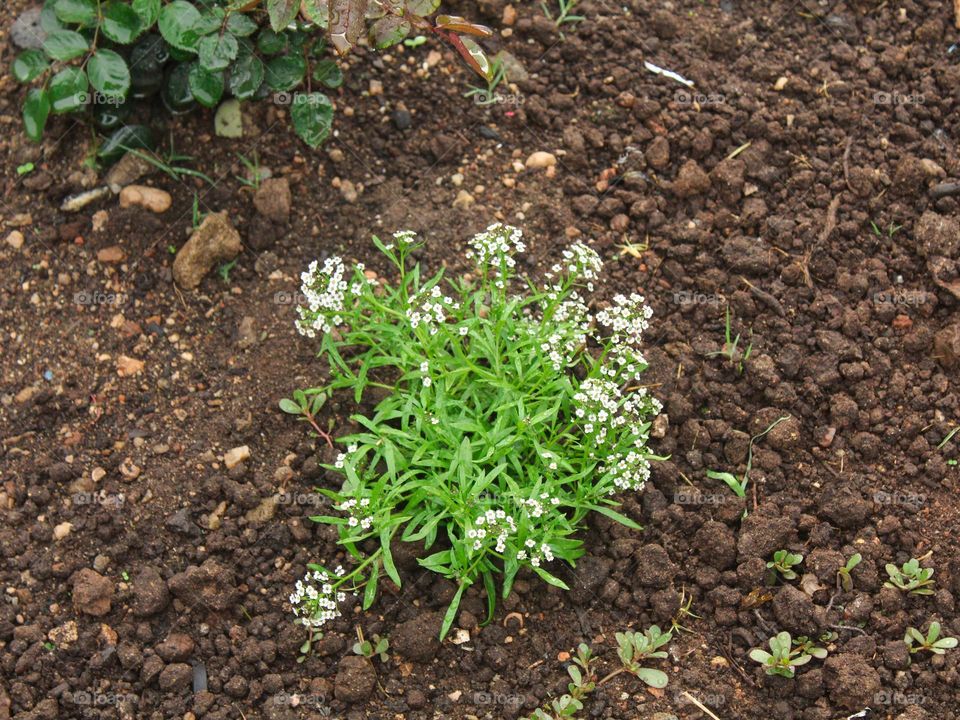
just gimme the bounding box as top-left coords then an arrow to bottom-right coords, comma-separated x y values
885,558 -> 935,595
526,644 -> 596,720
706,415 -> 792,510
541,0 -> 585,28
767,550 -> 803,581
352,627 -> 390,662
218,258 -> 238,284
463,57 -> 506,104
602,626 -> 671,688
706,306 -> 753,374
670,587 -> 701,634
869,220 -> 903,238
837,553 -> 862,592
791,636 -> 829,660
279,389 -> 333,447
749,631 -> 823,678
235,151 -> 264,189
905,622 -> 958,655
404,35 -> 428,48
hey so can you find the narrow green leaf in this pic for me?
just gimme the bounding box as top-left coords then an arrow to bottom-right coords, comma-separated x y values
440,581 -> 467,640
362,561 -> 379,610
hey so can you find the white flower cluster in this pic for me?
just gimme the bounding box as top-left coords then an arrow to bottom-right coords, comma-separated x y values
384,229 -> 418,251
537,296 -> 590,370
333,443 -> 359,469
296,257 -> 349,338
601,448 -> 653,492
419,360 -> 432,387
339,497 -> 374,531
466,509 -> 517,553
406,286 -> 460,335
466,223 -> 526,279
544,241 -> 603,296
522,492 -> 561,518
516,538 -> 555,567
596,293 -> 653,349
289,566 -> 348,629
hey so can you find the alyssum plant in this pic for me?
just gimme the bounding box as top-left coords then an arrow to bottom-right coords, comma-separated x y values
286,225 -> 662,640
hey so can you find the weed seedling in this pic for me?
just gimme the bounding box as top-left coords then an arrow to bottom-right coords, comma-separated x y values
749,631 -> 824,678
791,635 -> 829,660
706,415 -> 791,509
352,628 -> 390,662
670,587 -> 701,634
218,258 -> 238,284
767,550 -> 803,581
235,151 -> 264,189
464,58 -> 506,104
706,306 -> 753,374
541,0 -> 585,29
870,220 -> 903,238
837,553 -> 862,592
885,558 -> 935,595
525,643 -> 596,720
603,626 -> 671,688
905,622 -> 958,655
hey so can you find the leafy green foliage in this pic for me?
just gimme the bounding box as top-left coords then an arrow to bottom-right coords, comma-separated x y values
526,643 -> 596,720
14,0 -> 494,148
836,552 -> 862,592
767,549 -> 803,581
905,622 -> 958,655
613,626 -> 671,688
352,629 -> 390,661
286,225 -> 661,639
749,631 -> 826,678
885,557 -> 935,595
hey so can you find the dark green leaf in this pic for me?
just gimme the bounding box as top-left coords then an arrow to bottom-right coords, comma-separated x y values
265,54 -> 306,91
585,504 -> 643,530
41,2 -> 65,33
256,28 -> 288,54
329,0 -> 368,55
363,561 -> 379,610
22,88 -> 51,142
381,531 -> 402,587
132,0 -> 161,27
290,92 -> 333,148
12,51 -> 49,84
161,62 -> 196,112
228,52 -> 264,98
88,49 -> 131,98
440,582 -> 467,640
198,32 -> 238,70
195,8 -> 226,35
53,0 -> 97,26
188,63 -> 224,107
406,0 -> 440,16
312,59 -> 342,88
102,2 -> 144,44
42,30 -> 88,61
226,13 -> 258,37
266,0 -> 300,31
368,15 -> 410,49
48,67 -> 88,113
158,0 -> 204,52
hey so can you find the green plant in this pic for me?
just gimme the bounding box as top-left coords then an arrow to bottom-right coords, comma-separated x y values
605,626 -> 671,688
218,257 -> 238,283
837,552 -> 862,592
541,0 -> 584,28
904,622 -> 958,655
767,550 -> 803,581
749,631 -> 824,678
352,627 -> 389,661
13,0 -> 494,147
885,558 -> 935,595
463,57 -> 505,105
17,162 -> 35,176
670,586 -> 701,634
285,225 -> 663,640
706,415 -> 791,506
791,635 -> 829,660
706,305 -> 752,373
123,132 -> 213,184
235,151 -> 263,188
526,643 -> 596,720
870,220 -> 903,238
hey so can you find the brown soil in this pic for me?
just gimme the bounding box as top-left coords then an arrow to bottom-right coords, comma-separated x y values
2,0 -> 960,718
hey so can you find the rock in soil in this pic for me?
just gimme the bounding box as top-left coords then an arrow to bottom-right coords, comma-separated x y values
173,212 -> 242,289
823,653 -> 881,710
772,584 -> 828,634
334,655 -> 376,703
158,662 -> 193,692
392,612 -> 443,661
253,177 -> 292,223
914,210 -> 959,257
106,152 -> 154,191
132,566 -> 171,616
167,558 -> 238,611
933,323 -> 960,369
71,568 -> 114,616
119,185 -> 172,213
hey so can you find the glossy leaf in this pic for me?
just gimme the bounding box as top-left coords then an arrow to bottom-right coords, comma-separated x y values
132,0 -> 161,27
22,88 -> 51,142
48,67 -> 89,113
228,53 -> 265,99
267,0 -> 300,31
312,58 -> 342,88
188,63 -> 225,107
329,0 -> 368,55
102,2 -> 144,44
291,91 -> 333,147
257,27 -> 288,54
435,15 -> 493,37
226,13 -> 258,37
53,0 -> 97,26
158,0 -> 204,53
88,49 -> 131,98
198,32 -> 239,70
368,14 -> 410,49
12,50 -> 50,83
265,54 -> 306,91
42,30 -> 88,61
450,35 -> 492,80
